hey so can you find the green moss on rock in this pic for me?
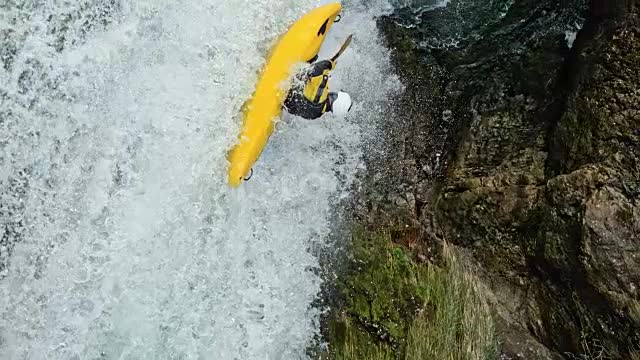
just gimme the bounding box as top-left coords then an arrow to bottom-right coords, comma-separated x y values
324,229 -> 496,360
337,230 -> 424,345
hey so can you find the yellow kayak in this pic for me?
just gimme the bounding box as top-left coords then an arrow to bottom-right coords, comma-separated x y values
227,2 -> 342,187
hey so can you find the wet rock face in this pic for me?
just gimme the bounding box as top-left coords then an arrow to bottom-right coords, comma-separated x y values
377,0 -> 639,357
583,185 -> 639,302
529,6 -> 640,354
550,10 -> 640,174
525,165 -> 639,355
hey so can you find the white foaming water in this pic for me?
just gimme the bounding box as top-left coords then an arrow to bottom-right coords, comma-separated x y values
0,0 -> 399,359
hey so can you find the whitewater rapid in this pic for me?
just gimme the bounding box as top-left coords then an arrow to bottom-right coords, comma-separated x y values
0,0 -> 400,358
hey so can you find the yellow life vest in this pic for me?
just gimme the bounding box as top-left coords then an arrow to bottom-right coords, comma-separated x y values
302,67 -> 332,109
284,59 -> 335,119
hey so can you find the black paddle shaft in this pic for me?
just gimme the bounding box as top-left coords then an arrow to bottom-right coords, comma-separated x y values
331,34 -> 353,62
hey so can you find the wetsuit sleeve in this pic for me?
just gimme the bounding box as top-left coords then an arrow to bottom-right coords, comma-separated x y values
307,60 -> 335,77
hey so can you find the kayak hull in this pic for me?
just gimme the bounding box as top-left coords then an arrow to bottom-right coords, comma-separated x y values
227,2 -> 342,187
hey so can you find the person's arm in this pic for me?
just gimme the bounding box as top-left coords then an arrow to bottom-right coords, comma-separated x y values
306,59 -> 335,77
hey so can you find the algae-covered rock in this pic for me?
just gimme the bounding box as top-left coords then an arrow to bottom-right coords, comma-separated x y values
331,231 -> 429,351
324,230 -> 496,359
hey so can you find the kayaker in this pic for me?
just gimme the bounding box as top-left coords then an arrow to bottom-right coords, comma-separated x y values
283,58 -> 353,120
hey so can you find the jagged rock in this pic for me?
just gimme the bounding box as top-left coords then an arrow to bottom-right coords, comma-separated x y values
583,185 -> 639,311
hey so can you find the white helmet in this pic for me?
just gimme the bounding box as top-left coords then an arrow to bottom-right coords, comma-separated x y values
331,91 -> 352,116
